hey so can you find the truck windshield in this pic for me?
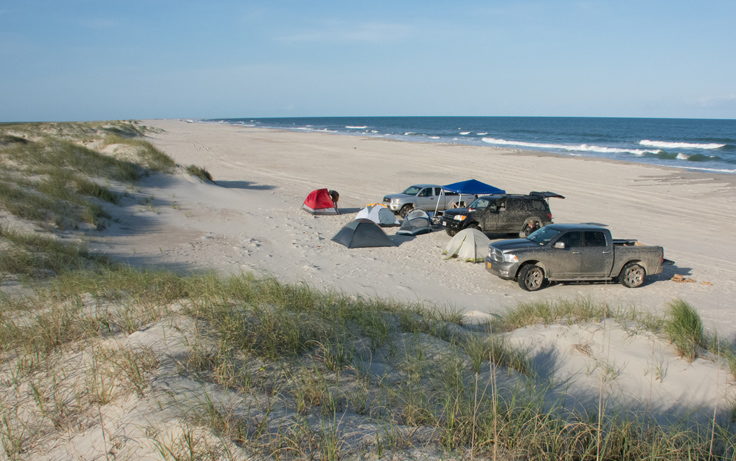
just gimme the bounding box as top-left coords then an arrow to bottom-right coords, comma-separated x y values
402,186 -> 422,195
527,227 -> 561,245
468,198 -> 491,210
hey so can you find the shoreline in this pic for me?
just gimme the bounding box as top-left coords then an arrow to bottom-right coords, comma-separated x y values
204,119 -> 736,180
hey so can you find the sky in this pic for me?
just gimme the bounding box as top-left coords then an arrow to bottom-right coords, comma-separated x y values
1,0 -> 735,122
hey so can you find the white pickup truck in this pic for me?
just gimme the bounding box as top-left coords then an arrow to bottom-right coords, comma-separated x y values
382,184 -> 475,217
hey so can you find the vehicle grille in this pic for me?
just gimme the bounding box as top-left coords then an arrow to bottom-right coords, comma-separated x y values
490,248 -> 503,261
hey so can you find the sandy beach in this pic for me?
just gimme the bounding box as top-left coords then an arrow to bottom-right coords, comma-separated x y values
91,119 -> 736,339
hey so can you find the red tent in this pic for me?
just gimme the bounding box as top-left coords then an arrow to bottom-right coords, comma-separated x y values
302,188 -> 338,214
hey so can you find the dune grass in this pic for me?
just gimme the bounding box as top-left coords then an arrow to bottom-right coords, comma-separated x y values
185,165 -> 213,182
1,242 -> 734,459
0,121 -> 178,232
665,299 -> 704,361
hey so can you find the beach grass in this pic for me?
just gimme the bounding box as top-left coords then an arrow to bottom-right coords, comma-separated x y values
2,254 -> 735,459
1,121 -> 735,459
665,298 -> 704,361
186,164 -> 213,182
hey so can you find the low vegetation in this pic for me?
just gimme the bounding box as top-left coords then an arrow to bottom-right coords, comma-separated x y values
0,121 -> 734,459
665,298 -> 705,361
186,164 -> 213,182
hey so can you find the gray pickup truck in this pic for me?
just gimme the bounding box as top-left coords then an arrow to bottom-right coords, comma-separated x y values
383,184 -> 475,217
485,224 -> 665,291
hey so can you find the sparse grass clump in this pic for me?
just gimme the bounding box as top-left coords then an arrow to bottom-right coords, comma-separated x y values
103,134 -> 176,172
665,299 -> 704,361
186,165 -> 213,182
0,226 -> 108,279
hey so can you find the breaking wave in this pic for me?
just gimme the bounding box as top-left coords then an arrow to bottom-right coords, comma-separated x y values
481,137 -> 659,156
639,139 -> 725,149
345,125 -> 367,129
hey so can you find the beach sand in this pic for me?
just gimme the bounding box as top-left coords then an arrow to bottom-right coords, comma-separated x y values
91,119 -> 736,339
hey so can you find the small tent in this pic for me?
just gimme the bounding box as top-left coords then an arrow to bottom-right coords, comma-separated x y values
356,204 -> 399,227
397,209 -> 432,236
443,228 -> 491,262
332,219 -> 395,248
303,188 -> 337,214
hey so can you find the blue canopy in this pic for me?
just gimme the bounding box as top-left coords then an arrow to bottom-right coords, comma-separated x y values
442,179 -> 505,195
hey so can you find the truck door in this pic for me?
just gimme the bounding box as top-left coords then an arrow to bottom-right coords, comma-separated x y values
416,187 -> 435,210
550,231 -> 583,278
578,231 -> 614,277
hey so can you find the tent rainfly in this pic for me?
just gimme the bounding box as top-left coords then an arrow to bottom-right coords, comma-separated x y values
302,188 -> 338,214
442,228 -> 491,262
355,204 -> 399,227
397,209 -> 432,236
332,219 -> 395,248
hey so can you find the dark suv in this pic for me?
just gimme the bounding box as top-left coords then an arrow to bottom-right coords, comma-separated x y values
440,191 -> 564,237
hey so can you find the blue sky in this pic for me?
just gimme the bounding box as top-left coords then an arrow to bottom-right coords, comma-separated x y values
1,0 -> 735,121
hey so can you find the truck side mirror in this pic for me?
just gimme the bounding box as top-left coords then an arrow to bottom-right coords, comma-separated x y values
553,241 -> 565,249
488,205 -> 498,213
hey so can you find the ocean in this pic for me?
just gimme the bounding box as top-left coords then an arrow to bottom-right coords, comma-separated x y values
209,116 -> 736,174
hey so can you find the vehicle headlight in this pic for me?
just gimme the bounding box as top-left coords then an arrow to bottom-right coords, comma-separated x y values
502,253 -> 519,263
453,215 -> 467,221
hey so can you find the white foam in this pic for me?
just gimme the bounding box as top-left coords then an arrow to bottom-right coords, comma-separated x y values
476,132 -> 488,135
459,131 -> 471,135
429,136 -> 440,139
345,125 -> 367,129
640,139 -> 725,150
481,137 -> 659,156
676,153 -> 690,160
403,131 -> 415,136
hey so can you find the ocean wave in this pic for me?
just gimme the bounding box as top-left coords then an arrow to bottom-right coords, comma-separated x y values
459,131 -> 471,135
345,125 -> 367,129
481,137 -> 659,156
639,139 -> 725,149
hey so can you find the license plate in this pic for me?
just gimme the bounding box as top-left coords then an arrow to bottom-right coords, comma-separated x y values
485,261 -> 492,270
442,221 -> 446,226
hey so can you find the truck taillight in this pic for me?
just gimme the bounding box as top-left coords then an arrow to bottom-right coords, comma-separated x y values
547,213 -> 552,220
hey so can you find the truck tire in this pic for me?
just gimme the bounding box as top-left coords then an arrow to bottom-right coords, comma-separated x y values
620,262 -> 646,288
445,228 -> 457,237
517,264 -> 545,291
399,204 -> 414,218
519,218 -> 542,237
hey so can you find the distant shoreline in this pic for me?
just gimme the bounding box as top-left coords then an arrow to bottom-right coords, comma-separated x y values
202,120 -> 736,186
204,116 -> 736,175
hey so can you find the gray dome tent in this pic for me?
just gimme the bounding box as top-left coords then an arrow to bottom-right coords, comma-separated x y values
397,209 -> 432,236
332,219 -> 395,248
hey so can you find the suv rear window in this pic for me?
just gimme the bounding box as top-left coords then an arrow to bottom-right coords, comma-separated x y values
530,199 -> 547,211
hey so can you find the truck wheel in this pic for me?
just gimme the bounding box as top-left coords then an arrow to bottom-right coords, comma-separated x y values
445,228 -> 457,237
466,223 -> 480,231
518,264 -> 545,291
399,204 -> 414,218
620,262 -> 646,288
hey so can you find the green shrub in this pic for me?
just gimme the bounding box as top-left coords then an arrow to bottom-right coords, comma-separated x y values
665,299 -> 704,361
